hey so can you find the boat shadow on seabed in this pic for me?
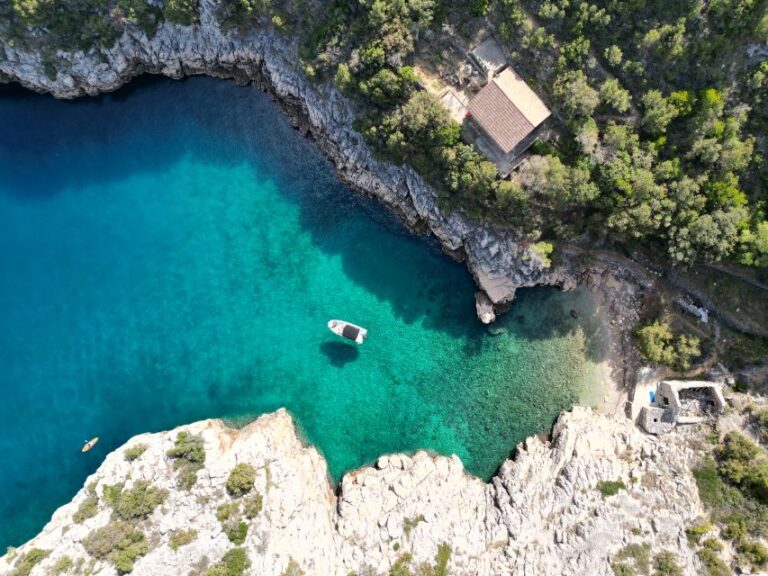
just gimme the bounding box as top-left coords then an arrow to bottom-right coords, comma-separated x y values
320,341 -> 360,368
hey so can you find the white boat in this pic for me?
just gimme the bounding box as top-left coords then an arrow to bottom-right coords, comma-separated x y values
327,320 -> 367,344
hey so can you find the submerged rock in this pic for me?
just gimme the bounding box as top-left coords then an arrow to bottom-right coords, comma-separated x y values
475,291 -> 496,324
0,408 -> 706,575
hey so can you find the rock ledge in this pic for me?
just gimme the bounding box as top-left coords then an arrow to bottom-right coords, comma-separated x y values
0,408 -> 706,576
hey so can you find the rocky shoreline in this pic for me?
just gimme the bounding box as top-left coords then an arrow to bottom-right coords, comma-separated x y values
0,408 -> 707,576
0,0 -> 652,339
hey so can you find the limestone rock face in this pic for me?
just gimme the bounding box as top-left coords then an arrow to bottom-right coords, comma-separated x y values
0,6 -> 643,319
474,292 -> 496,324
1,408 -> 707,576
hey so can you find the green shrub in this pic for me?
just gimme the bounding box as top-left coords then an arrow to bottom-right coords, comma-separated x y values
611,564 -> 637,576
216,501 -> 239,522
163,0 -> 198,25
224,521 -> 248,545
112,480 -> 168,521
530,241 -> 554,268
82,521 -> 148,574
205,547 -> 250,576
116,0 -> 163,36
334,63 -> 353,94
702,538 -> 724,552
178,463 -> 203,491
389,554 -> 413,576
751,408 -> 768,443
167,432 -> 206,490
226,463 -> 256,497
402,514 -> 425,537
722,514 -> 748,540
385,543 -> 450,576
714,432 -> 768,504
358,67 -> 418,108
167,431 -> 206,463
598,480 -> 627,498
615,543 -> 650,575
652,551 -> 682,576
9,548 -> 49,576
102,483 -> 124,506
280,558 -> 304,576
73,494 -> 99,523
243,493 -> 263,519
685,522 -> 712,544
697,547 -> 730,576
738,540 -> 768,569
635,320 -> 700,370
49,555 -> 74,575
716,432 -> 760,484
636,322 -> 675,366
694,457 -> 727,507
124,443 -> 148,462
432,542 -> 451,576
216,0 -> 272,32
169,528 -> 197,551
9,0 -> 120,51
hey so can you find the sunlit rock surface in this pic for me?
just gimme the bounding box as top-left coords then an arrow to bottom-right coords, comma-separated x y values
0,408 -> 705,575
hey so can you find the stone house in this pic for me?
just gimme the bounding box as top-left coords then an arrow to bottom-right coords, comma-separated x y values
464,67 -> 551,176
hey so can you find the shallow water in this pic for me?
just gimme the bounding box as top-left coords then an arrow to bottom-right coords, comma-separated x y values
0,76 -> 607,548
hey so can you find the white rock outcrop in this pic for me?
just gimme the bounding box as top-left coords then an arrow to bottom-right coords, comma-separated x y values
1,408 -> 708,575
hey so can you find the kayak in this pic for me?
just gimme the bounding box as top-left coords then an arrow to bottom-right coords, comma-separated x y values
82,437 -> 99,453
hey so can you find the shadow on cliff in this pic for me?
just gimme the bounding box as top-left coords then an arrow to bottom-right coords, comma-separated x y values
0,76 -> 265,200
0,75 -> 477,337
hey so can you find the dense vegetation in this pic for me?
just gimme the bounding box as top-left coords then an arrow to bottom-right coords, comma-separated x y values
7,548 -> 49,576
694,431 -> 768,572
72,479 -> 169,572
3,0 -> 766,272
110,480 -> 168,521
82,520 -> 149,574
215,474 -> 264,545
634,319 -> 700,370
300,0 -> 768,271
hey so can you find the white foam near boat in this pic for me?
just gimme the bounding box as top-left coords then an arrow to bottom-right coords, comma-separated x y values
327,319 -> 368,344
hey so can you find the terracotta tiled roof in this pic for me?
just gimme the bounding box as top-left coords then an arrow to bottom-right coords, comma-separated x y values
467,68 -> 551,154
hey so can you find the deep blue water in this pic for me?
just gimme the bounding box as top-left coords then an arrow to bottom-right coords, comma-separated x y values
0,76 -> 607,548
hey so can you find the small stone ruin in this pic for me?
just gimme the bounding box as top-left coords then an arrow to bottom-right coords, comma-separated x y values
641,380 -> 726,435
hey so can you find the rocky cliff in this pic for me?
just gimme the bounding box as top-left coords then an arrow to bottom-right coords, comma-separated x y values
0,408 -> 706,576
0,0 -> 654,321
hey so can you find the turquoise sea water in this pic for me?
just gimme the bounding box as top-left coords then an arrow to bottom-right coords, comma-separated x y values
0,77 -> 607,549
